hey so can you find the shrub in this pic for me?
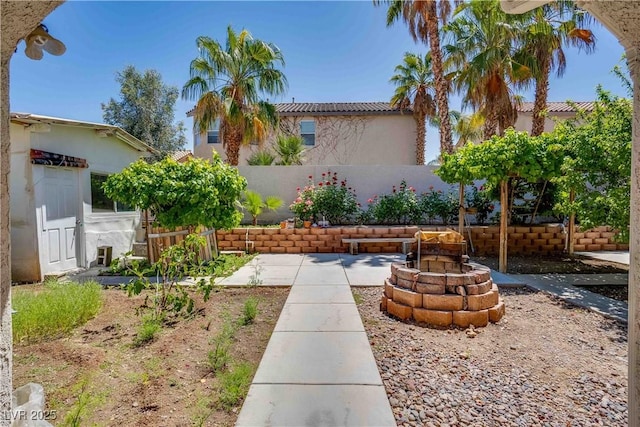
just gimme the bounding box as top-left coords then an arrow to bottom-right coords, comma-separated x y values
312,171 -> 360,225
366,180 -> 419,225
241,190 -> 283,225
289,177 -> 316,221
290,172 -> 360,224
418,187 -> 459,225
465,185 -> 495,225
12,280 -> 103,344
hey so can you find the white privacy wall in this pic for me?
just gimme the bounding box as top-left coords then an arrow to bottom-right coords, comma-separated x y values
237,165 -> 460,224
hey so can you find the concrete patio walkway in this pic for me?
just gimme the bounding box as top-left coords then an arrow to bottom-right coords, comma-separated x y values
235,254 -> 396,426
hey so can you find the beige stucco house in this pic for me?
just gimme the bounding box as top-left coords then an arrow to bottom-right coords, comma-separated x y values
514,101 -> 594,133
9,113 -> 154,282
192,102 -> 417,165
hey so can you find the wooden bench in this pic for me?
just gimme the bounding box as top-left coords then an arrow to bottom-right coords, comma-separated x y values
342,238 -> 416,255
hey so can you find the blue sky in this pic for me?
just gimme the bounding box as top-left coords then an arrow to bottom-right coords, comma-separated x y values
10,1 -> 628,162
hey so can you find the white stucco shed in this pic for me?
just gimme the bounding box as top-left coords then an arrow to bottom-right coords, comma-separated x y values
9,113 -> 154,282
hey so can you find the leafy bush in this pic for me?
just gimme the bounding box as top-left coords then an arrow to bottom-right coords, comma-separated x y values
13,280 -> 103,344
290,172 -> 359,224
103,155 -> 246,230
366,180 -> 419,225
465,185 -> 495,225
289,177 -> 316,221
312,172 -> 360,225
126,234 -> 214,321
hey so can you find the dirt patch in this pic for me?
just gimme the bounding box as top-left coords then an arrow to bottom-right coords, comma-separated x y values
354,287 -> 628,426
13,286 -> 289,426
472,255 -> 628,274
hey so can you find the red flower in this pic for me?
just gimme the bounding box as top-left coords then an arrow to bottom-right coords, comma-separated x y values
318,182 -> 323,187
429,185 -> 434,191
367,198 -> 373,203
308,175 -> 313,179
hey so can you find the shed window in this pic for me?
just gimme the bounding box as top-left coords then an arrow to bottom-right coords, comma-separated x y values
91,173 -> 134,213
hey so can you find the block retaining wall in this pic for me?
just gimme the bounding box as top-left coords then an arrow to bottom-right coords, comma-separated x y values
216,225 -> 628,256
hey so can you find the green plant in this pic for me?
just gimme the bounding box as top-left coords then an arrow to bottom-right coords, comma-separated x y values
241,190 -> 283,226
217,362 -> 254,410
247,149 -> 276,165
12,281 -> 102,344
312,171 -> 360,225
247,259 -> 263,287
367,180 -> 419,225
465,185 -> 495,225
133,316 -> 162,347
103,155 -> 247,230
182,26 -> 286,165
126,233 -> 214,321
289,176 -> 316,221
274,134 -> 305,165
61,376 -> 108,427
239,297 -> 259,326
207,318 -> 235,374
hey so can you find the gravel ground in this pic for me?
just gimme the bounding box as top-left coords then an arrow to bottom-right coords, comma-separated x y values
354,287 -> 628,427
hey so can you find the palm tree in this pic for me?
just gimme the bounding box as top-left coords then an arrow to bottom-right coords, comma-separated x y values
242,190 -> 283,225
449,110 -> 484,149
390,52 -> 436,165
444,0 -> 530,139
182,26 -> 287,165
378,0 -> 456,155
247,149 -> 276,165
274,134 -> 305,165
516,1 -> 596,136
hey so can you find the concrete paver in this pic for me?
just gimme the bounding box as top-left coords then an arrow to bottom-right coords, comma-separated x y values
294,265 -> 349,285
236,252 -> 395,427
516,274 -> 628,323
236,384 -> 396,427
252,331 -> 382,384
274,303 -> 365,332
576,251 -> 630,266
286,285 -> 355,304
217,264 -> 299,286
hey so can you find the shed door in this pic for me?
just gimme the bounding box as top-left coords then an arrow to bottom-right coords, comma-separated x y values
40,167 -> 79,274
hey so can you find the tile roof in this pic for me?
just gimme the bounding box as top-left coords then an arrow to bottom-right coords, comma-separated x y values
275,102 -> 409,116
186,102 -> 409,117
169,150 -> 193,162
518,101 -> 595,113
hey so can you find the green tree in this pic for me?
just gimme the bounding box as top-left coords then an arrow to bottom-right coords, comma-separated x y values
449,110 -> 484,150
102,65 -> 187,157
182,26 -> 287,166
516,1 -> 596,136
444,0 -> 529,139
389,52 -> 436,165
103,156 -> 246,230
274,134 -> 305,165
241,190 -> 283,225
378,0 -> 456,155
552,87 -> 631,241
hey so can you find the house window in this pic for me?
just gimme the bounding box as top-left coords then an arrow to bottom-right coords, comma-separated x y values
300,120 -> 315,146
90,173 -> 134,213
207,119 -> 220,144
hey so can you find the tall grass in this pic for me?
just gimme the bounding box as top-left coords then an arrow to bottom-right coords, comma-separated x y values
12,280 -> 103,344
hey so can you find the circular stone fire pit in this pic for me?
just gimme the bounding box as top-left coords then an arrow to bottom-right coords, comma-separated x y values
380,232 -> 505,328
